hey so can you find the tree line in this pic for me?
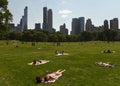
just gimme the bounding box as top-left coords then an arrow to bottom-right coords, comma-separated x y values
0,29 -> 120,42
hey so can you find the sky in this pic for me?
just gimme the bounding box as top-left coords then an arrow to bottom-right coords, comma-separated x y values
8,0 -> 120,33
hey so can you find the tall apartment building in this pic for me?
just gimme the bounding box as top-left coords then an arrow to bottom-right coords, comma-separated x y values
86,19 -> 92,31
78,17 -> 85,32
48,9 -> 53,32
42,7 -> 53,32
104,20 -> 109,29
71,17 -> 85,35
35,23 -> 41,30
60,23 -> 68,35
43,7 -> 48,31
8,6 -> 28,32
110,18 -> 119,30
20,6 -> 28,32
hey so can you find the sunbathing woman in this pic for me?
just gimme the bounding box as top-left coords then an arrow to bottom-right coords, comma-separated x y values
28,60 -> 49,65
44,69 -> 65,83
96,62 -> 115,68
36,69 -> 66,83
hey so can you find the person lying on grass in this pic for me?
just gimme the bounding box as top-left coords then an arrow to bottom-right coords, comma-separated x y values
36,69 -> 66,83
101,49 -> 115,53
95,62 -> 115,68
28,60 -> 49,65
55,50 -> 69,56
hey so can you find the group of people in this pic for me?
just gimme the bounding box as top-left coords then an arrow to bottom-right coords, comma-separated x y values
55,50 -> 64,55
28,60 -> 49,65
28,59 -> 65,83
102,49 -> 113,53
36,69 -> 66,83
30,48 -> 116,84
95,62 -> 115,68
55,50 -> 69,56
28,49 -> 67,84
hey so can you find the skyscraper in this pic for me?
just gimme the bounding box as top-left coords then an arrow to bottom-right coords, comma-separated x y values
35,23 -> 41,30
20,6 -> 28,32
71,17 -> 85,35
43,7 -> 48,30
71,18 -> 78,34
86,19 -> 92,31
104,20 -> 109,29
42,7 -> 53,32
24,6 -> 28,30
110,18 -> 119,30
78,17 -> 85,32
48,9 -> 53,32
60,23 -> 68,35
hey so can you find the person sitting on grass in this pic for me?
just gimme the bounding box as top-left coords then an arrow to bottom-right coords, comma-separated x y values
55,50 -> 69,56
36,69 -> 66,84
102,49 -> 113,53
61,51 -> 64,55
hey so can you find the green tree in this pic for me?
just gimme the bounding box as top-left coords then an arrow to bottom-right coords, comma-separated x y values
0,0 -> 12,31
78,31 -> 93,41
102,29 -> 118,42
22,30 -> 48,42
48,34 -> 58,42
8,32 -> 22,40
56,34 -> 66,42
67,35 -> 78,42
33,31 -> 48,42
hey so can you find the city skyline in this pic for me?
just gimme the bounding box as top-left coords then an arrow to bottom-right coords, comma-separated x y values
8,0 -> 120,33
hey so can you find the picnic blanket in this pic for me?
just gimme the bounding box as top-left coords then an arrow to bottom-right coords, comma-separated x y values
56,53 -> 69,56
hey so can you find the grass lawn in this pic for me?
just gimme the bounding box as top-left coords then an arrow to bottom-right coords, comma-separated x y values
0,41 -> 120,86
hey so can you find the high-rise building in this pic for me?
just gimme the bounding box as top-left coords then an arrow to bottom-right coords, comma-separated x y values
78,17 -> 85,32
19,6 -> 28,32
42,7 -> 53,32
35,23 -> 41,30
48,9 -> 53,32
43,7 -> 48,24
9,6 -> 28,32
21,16 -> 25,31
104,20 -> 109,29
71,17 -> 85,34
110,18 -> 119,30
71,18 -> 78,34
43,7 -> 48,31
86,19 -> 93,31
24,6 -> 28,30
60,23 -> 68,35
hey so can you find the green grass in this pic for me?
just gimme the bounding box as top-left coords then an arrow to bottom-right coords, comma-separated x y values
0,41 -> 120,86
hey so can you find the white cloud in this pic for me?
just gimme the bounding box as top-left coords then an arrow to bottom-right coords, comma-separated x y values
61,15 -> 68,18
58,9 -> 72,15
58,9 -> 72,18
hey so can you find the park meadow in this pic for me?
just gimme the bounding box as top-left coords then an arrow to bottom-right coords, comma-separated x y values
0,41 -> 120,86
